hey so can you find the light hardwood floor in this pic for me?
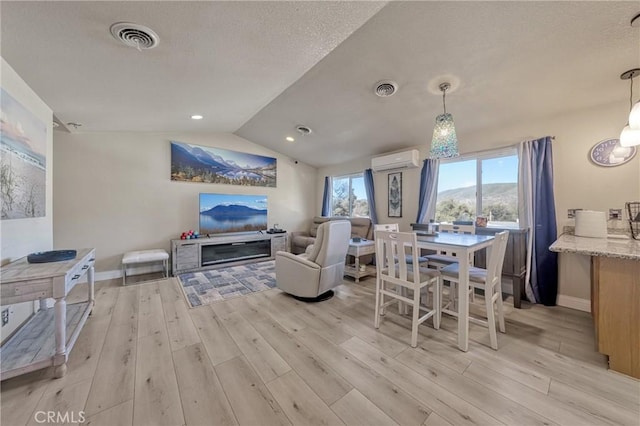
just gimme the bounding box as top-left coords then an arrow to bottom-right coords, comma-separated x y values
2,274 -> 639,426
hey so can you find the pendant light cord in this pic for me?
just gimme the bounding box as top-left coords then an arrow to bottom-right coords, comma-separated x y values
442,86 -> 447,114
630,75 -> 634,112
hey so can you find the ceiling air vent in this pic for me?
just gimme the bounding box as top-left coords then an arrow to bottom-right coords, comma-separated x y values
110,22 -> 159,50
296,125 -> 312,135
374,80 -> 398,97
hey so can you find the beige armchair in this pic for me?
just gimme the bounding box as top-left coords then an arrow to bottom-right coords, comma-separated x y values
276,220 -> 351,302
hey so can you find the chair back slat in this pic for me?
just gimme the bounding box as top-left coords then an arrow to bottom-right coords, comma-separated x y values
485,231 -> 510,288
375,230 -> 420,283
438,223 -> 475,235
431,224 -> 475,263
374,223 -> 399,232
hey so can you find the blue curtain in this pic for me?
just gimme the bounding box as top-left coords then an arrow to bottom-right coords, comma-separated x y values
363,168 -> 378,224
416,159 -> 439,223
321,176 -> 331,216
521,136 -> 558,305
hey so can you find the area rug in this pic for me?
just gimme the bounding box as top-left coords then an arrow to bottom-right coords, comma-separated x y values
178,260 -> 276,307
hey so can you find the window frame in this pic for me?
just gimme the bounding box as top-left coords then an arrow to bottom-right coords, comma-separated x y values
330,172 -> 369,218
437,147 -> 519,227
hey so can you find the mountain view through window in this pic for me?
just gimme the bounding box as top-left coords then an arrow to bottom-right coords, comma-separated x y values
435,154 -> 518,226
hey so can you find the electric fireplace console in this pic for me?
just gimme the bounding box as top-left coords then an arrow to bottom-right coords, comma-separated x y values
171,232 -> 287,275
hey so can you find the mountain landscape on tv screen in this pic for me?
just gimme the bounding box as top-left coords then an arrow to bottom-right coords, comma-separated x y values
201,204 -> 267,218
171,142 -> 276,187
199,202 -> 268,234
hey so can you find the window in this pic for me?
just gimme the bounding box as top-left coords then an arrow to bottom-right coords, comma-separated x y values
435,149 -> 519,227
331,173 -> 369,217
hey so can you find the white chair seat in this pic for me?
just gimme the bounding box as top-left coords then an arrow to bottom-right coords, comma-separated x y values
407,266 -> 440,281
403,254 -> 429,265
441,263 -> 487,283
424,253 -> 458,265
378,261 -> 435,279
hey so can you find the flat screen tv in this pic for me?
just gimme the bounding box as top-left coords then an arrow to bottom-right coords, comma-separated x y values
199,193 -> 268,235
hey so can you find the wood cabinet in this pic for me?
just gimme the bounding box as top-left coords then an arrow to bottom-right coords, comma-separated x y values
591,256 -> 640,379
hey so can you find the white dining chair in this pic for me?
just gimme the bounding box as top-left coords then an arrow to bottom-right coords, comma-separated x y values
374,230 -> 441,347
439,230 -> 509,350
375,223 -> 428,265
424,223 -> 476,306
424,223 -> 476,269
374,223 -> 431,306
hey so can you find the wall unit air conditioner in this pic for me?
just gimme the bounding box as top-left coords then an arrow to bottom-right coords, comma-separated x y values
371,149 -> 420,172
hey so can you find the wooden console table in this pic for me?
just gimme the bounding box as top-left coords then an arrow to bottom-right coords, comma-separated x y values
0,248 -> 95,380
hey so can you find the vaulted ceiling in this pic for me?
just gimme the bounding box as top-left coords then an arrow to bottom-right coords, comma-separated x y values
2,1 -> 638,167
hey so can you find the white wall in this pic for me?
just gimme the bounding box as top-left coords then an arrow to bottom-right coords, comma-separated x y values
317,101 -> 640,306
1,58 -> 54,342
53,132 -> 317,275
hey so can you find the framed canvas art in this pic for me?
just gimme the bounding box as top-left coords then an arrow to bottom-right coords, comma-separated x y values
388,172 -> 402,217
1,88 -> 47,220
170,141 -> 277,187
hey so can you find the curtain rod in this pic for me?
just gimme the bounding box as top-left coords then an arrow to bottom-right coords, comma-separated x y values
440,136 -> 556,161
509,135 -> 555,149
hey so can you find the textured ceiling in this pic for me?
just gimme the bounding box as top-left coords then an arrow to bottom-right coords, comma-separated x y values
2,1 -> 639,167
237,1 -> 640,166
1,1 -> 385,133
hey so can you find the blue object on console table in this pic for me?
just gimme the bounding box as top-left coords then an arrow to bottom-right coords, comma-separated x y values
27,250 -> 77,263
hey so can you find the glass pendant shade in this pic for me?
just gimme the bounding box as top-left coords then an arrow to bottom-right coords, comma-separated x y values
430,113 -> 459,158
620,124 -> 640,147
629,101 -> 640,129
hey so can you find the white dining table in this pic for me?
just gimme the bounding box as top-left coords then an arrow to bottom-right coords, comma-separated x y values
416,232 -> 495,351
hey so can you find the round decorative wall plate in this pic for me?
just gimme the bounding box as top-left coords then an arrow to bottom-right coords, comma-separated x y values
589,138 -> 636,167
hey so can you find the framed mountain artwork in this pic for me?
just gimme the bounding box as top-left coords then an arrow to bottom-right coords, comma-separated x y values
170,141 -> 276,187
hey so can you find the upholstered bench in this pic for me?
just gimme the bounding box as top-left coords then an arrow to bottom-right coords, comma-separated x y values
121,249 -> 169,285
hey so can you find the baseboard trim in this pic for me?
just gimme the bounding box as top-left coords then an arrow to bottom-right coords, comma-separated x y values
556,295 -> 591,312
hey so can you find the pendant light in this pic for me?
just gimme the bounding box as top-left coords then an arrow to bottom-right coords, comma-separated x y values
620,68 -> 640,147
430,82 -> 459,158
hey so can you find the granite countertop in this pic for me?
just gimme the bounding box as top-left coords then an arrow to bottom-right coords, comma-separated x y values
549,234 -> 640,260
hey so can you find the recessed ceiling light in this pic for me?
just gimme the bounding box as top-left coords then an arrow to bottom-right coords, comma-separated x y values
191,115 -> 204,120
286,136 -> 295,142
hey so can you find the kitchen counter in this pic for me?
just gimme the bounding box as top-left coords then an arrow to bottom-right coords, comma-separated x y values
550,234 -> 639,379
549,233 -> 640,260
